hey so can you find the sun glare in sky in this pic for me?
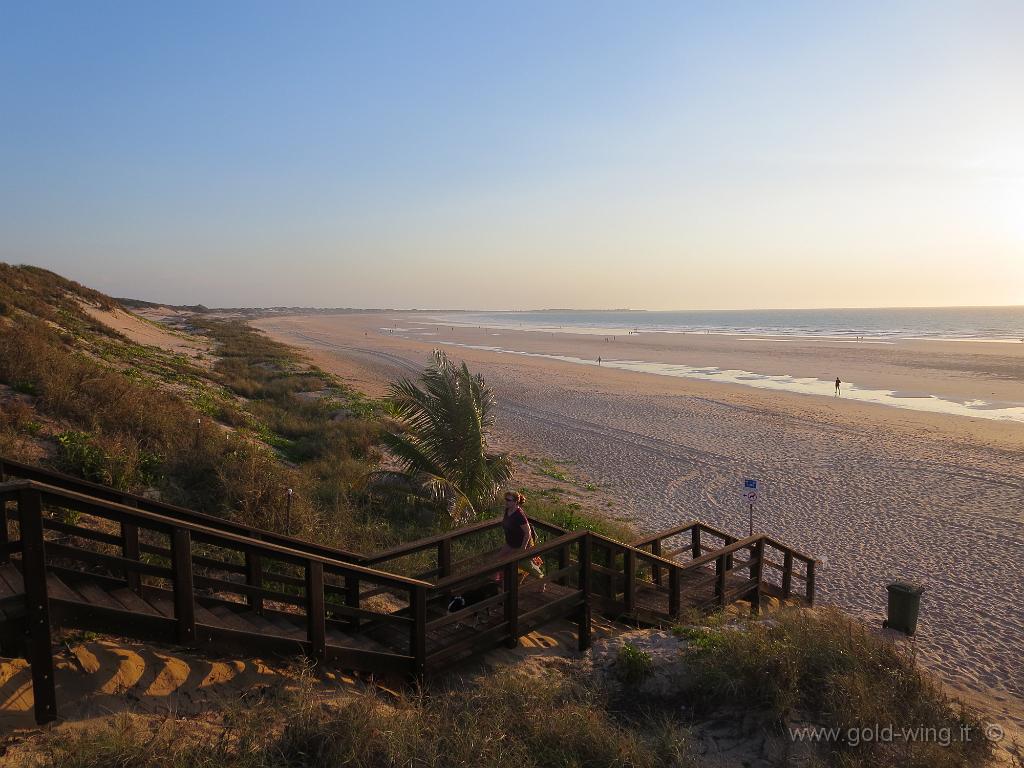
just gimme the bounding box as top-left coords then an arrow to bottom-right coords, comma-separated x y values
1,2 -> 1022,309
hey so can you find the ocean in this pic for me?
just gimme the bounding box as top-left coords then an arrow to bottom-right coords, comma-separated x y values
434,307 -> 1024,342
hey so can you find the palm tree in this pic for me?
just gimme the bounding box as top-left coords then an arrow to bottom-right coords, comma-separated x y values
370,350 -> 512,522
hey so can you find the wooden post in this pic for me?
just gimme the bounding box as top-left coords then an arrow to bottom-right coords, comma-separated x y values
691,527 -> 701,559
121,522 -> 141,594
306,561 -> 326,661
716,554 -> 727,607
504,561 -> 519,648
346,574 -> 361,631
410,585 -> 426,682
245,550 -> 263,614
578,535 -> 592,651
782,551 -> 793,599
805,560 -> 816,606
650,540 -> 662,587
18,489 -> 56,724
171,528 -> 196,645
623,548 -> 636,616
558,544 -> 569,586
668,565 -> 680,619
750,538 -> 764,615
0,500 -> 9,566
437,539 -> 452,579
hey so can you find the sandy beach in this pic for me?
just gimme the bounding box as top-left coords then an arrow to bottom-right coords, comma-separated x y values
254,312 -> 1024,730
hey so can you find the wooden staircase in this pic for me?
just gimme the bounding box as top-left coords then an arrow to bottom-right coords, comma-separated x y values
0,458 -> 816,725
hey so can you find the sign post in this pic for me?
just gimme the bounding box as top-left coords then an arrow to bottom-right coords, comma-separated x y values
741,478 -> 761,536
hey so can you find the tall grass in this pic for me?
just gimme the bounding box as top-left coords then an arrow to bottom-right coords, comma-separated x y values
13,667 -> 691,768
675,607 -> 992,767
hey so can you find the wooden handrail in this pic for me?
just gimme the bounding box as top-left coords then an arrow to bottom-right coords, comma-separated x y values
362,517 -> 504,565
1,480 -> 430,590
683,533 -> 764,570
762,536 -> 818,565
631,520 -> 734,549
0,458 -> 363,561
430,531 -> 585,592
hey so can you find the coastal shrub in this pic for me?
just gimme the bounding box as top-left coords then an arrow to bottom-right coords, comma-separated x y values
617,642 -> 655,683
679,607 -> 992,767
510,489 -> 638,543
56,431 -> 162,490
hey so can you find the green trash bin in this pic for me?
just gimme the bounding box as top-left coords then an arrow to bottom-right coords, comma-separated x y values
883,581 -> 924,636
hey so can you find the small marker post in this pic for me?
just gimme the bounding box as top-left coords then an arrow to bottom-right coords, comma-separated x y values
285,487 -> 293,534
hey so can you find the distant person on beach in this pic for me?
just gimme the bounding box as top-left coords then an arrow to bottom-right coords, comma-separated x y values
835,377 -> 842,396
597,356 -> 602,365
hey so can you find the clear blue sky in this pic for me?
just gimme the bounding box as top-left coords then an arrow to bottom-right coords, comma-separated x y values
2,1 -> 1022,309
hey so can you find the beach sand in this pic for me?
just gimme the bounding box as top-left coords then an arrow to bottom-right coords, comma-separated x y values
254,312 -> 1024,734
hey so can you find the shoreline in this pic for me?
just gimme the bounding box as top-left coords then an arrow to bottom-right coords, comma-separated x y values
430,339 -> 1024,425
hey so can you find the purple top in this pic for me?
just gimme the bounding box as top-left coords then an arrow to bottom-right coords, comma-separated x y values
503,507 -> 529,548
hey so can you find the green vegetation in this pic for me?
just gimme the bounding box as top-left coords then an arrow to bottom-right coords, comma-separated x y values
516,487 -> 637,543
371,349 -> 512,523
672,607 -> 992,767
12,666 -> 690,768
616,642 -> 654,683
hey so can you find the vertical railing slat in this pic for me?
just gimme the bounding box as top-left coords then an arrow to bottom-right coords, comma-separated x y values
410,585 -> 426,681
668,565 -> 680,619
437,539 -> 452,580
623,548 -> 636,616
171,528 -> 196,645
578,535 -> 592,651
346,574 -> 361,631
245,549 -> 263,614
782,551 -> 793,599
0,499 -> 10,566
19,489 -> 56,724
504,561 -> 519,647
650,539 -> 662,587
716,553 -> 727,607
121,520 -> 141,594
306,561 -> 326,661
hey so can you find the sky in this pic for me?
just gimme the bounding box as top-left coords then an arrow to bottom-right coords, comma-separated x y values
1,2 -> 1022,310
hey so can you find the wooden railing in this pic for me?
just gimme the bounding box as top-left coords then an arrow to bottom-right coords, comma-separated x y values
0,479 -> 431,723
0,456 -> 362,564
0,459 -> 817,726
361,516 -> 570,583
423,530 -> 591,666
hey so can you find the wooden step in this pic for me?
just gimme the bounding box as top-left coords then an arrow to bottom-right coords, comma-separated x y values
107,586 -> 161,616
145,593 -> 175,619
263,612 -> 306,639
45,573 -> 83,603
235,611 -> 279,635
206,603 -> 262,633
73,580 -> 126,611
0,564 -> 24,594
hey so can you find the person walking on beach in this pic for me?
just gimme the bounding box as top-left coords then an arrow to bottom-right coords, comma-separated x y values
597,356 -> 602,366
835,377 -> 842,396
